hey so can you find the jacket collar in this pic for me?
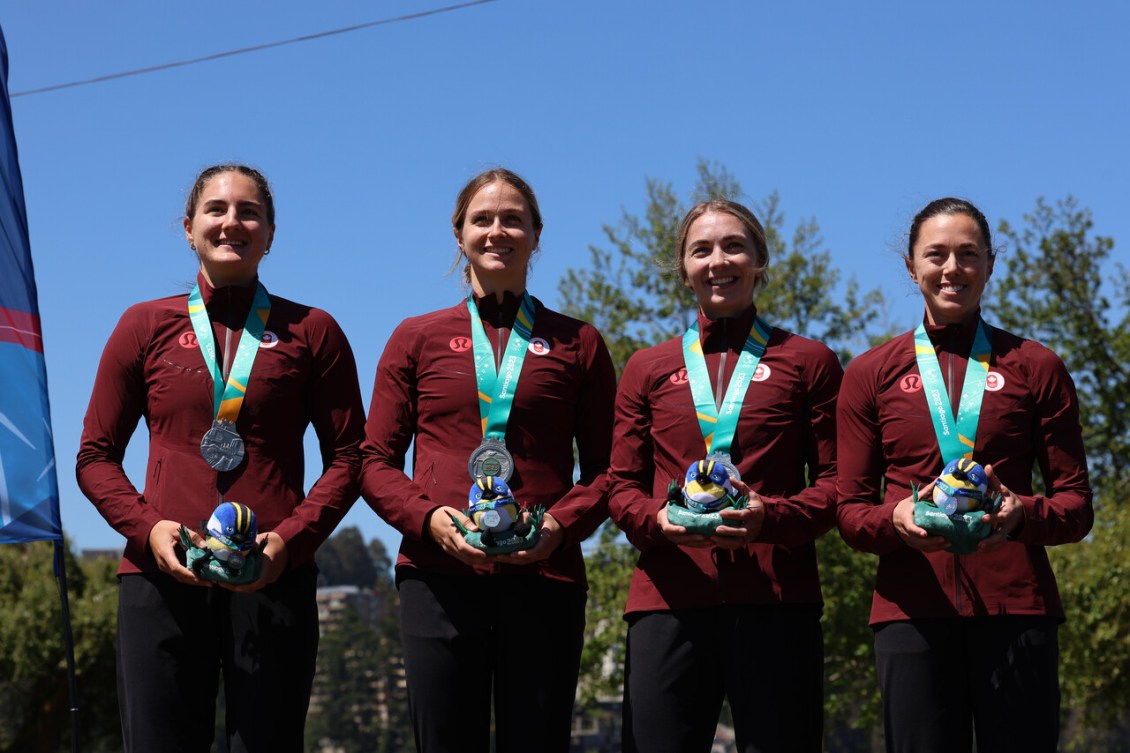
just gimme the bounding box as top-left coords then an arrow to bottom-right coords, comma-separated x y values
197,272 -> 260,326
697,302 -> 760,352
921,308 -> 982,352
471,289 -> 524,324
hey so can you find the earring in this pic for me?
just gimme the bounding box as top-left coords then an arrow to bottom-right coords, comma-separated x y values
264,248 -> 271,256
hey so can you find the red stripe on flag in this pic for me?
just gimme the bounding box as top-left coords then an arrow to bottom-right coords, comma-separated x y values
0,306 -> 43,352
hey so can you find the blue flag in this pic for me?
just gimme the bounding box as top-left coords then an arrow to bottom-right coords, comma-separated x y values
0,25 -> 62,544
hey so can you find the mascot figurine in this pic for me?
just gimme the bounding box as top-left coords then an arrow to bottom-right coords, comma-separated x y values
665,458 -> 750,536
454,475 -> 543,555
179,501 -> 265,584
912,458 -> 1000,554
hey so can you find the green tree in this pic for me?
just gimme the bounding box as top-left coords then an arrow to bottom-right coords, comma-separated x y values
307,530 -> 409,753
560,161 -> 890,746
306,605 -> 386,753
576,524 -> 637,705
316,525 -> 379,589
986,197 -> 1130,749
0,540 -> 120,753
1050,482 -> 1130,751
989,196 -> 1129,498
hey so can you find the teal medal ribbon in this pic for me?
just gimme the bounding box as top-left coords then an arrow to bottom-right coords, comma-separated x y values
465,292 -> 536,481
912,318 -> 992,465
188,282 -> 272,471
911,319 -> 999,551
681,316 -> 771,480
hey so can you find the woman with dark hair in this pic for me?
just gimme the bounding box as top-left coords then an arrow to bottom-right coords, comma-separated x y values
609,199 -> 842,752
76,164 -> 366,751
837,197 -> 1093,752
361,168 -> 616,753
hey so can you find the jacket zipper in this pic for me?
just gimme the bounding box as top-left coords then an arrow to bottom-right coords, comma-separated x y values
945,337 -> 963,613
493,304 -> 503,370
715,319 -> 727,410
715,319 -> 728,602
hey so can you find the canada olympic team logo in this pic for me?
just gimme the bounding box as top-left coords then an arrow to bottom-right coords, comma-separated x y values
449,336 -> 472,353
752,363 -> 771,382
985,371 -> 1005,391
259,331 -> 279,349
528,338 -> 551,355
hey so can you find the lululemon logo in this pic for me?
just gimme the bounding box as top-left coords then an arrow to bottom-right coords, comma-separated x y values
670,368 -> 689,385
900,375 -> 923,393
259,331 -> 279,349
179,332 -> 198,349
752,364 -> 771,382
450,336 -> 472,353
985,371 -> 1005,392
528,338 -> 551,355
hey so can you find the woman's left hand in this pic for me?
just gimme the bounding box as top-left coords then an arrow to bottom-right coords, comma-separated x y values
976,464 -> 1024,554
223,532 -> 289,592
710,479 -> 765,549
494,512 -> 563,565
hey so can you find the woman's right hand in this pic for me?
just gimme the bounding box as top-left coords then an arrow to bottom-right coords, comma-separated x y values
148,519 -> 210,586
657,504 -> 714,548
427,506 -> 490,566
892,483 -> 951,553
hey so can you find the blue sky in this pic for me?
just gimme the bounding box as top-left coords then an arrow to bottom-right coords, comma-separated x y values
3,1 -> 1127,556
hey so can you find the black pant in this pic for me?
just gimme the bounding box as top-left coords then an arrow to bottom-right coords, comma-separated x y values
398,572 -> 587,753
116,569 -> 319,753
622,604 -> 824,753
874,617 -> 1060,753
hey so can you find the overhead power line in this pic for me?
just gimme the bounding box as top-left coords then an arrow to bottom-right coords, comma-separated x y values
11,0 -> 496,98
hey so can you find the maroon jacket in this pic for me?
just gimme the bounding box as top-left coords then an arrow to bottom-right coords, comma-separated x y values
361,292 -> 616,586
77,274 -> 366,575
836,315 -> 1093,625
609,305 -> 842,615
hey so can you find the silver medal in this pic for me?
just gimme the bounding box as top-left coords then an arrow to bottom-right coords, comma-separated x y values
468,437 -> 514,481
201,419 -> 245,472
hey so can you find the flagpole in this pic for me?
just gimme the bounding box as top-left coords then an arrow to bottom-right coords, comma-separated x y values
53,539 -> 81,753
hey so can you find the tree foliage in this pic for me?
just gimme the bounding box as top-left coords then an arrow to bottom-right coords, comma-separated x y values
988,196 -> 1129,498
308,528 -> 409,753
316,525 -> 380,589
986,197 -> 1130,748
306,605 -> 391,753
1051,481 -> 1130,751
576,524 -> 637,705
0,540 -> 120,753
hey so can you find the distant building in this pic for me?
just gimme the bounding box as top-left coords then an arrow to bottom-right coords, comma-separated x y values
316,585 -> 378,632
80,548 -> 123,562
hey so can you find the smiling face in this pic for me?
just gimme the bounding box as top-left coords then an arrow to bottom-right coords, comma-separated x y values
681,210 -> 764,319
907,212 -> 994,325
454,179 -> 540,298
183,171 -> 275,288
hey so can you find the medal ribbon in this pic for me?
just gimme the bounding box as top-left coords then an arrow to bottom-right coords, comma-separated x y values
913,319 -> 992,463
467,292 -> 536,439
682,316 -> 771,456
188,282 -> 272,424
